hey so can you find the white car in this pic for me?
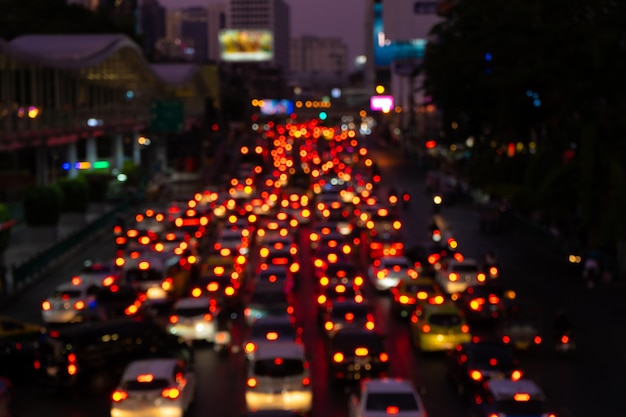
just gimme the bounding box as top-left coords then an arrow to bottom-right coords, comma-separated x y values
166,297 -> 230,350
110,358 -> 196,417
245,342 -> 312,414
368,256 -> 417,291
243,316 -> 302,360
435,258 -> 485,295
349,378 -> 426,417
41,279 -> 104,324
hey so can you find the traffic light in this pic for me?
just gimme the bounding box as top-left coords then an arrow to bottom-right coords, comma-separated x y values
318,111 -> 328,121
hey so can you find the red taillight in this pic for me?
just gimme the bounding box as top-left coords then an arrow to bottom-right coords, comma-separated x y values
534,335 -> 542,344
302,377 -> 310,386
169,315 -> 179,324
42,300 -> 51,311
379,352 -> 389,362
111,390 -> 128,402
470,369 -> 483,381
161,387 -> 180,399
421,324 -> 431,333
561,334 -> 569,344
74,300 -> 85,310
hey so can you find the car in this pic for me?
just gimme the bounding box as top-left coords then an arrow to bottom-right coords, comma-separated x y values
410,301 -> 472,352
327,327 -> 389,382
498,304 -> 543,351
258,248 -> 301,277
435,258 -> 486,296
321,298 -> 376,338
471,378 -> 556,417
245,342 -> 312,414
243,316 -> 303,360
41,278 -> 106,324
189,272 -> 242,311
367,232 -> 404,260
80,260 -> 121,287
446,340 -> 523,400
34,318 -> 193,392
317,261 -> 364,288
390,277 -> 444,318
348,378 -> 426,417
167,297 -> 231,350
404,241 -> 460,277
457,284 -> 511,324
244,281 -> 294,327
256,265 -> 295,292
0,316 -> 44,379
110,358 -> 196,417
316,281 -> 363,322
367,255 -> 417,292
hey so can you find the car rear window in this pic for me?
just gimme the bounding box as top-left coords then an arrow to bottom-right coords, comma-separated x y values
250,291 -> 288,305
471,346 -> 515,368
174,307 -> 209,318
333,331 -> 383,353
494,399 -> 545,414
52,290 -> 82,299
331,304 -> 368,320
428,313 -> 462,327
451,264 -> 478,273
325,263 -> 356,278
253,358 -> 304,377
124,378 -> 170,391
125,269 -> 163,282
404,283 -> 436,294
250,323 -> 296,340
365,393 -> 419,411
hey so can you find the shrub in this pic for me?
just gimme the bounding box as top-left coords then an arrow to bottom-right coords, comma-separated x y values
82,172 -> 112,203
56,177 -> 89,213
0,203 -> 12,254
22,184 -> 63,226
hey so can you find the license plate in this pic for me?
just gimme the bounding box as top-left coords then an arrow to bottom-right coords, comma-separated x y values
46,366 -> 58,376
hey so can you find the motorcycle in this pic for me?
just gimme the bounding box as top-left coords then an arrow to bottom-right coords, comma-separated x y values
555,330 -> 576,354
432,194 -> 443,213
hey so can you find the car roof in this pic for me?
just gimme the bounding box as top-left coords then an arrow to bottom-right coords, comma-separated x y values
363,378 -> 416,393
253,342 -> 305,361
486,379 -> 545,400
251,315 -> 295,327
122,358 -> 179,382
422,302 -> 461,315
379,256 -> 410,263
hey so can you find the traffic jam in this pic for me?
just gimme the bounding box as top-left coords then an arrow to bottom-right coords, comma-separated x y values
1,118 -> 564,417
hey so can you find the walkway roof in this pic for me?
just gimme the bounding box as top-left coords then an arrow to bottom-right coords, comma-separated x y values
0,34 -> 210,91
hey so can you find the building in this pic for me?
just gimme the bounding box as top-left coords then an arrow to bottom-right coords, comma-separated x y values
67,0 -> 99,9
140,0 -> 166,60
180,7 -> 209,63
228,0 -> 290,72
289,36 -> 348,93
207,3 -> 228,63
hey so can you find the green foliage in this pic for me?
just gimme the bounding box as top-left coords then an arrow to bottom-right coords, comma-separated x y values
56,177 -> 89,213
22,184 -> 63,226
82,172 -> 112,203
0,203 -> 12,254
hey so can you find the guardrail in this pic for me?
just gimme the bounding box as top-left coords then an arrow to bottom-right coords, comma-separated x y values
3,201 -> 129,303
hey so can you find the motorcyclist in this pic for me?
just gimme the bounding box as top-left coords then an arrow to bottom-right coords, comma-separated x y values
552,309 -> 573,337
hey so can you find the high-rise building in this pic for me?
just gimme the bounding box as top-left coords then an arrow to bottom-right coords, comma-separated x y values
180,7 -> 209,63
290,36 -> 348,91
67,0 -> 98,9
140,0 -> 166,60
228,0 -> 290,71
207,3 -> 228,63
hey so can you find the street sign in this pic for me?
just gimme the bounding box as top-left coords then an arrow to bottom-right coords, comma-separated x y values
150,100 -> 184,133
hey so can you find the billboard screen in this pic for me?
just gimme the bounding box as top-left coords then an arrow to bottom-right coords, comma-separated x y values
260,99 -> 294,116
219,29 -> 273,62
370,95 -> 394,112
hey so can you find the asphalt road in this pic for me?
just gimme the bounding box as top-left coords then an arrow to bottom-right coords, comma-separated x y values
4,140 -> 621,417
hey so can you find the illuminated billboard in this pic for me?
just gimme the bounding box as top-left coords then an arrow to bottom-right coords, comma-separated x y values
219,29 -> 273,62
260,99 -> 294,116
370,95 -> 394,112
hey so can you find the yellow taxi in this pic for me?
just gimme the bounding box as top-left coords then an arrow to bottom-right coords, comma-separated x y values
409,301 -> 471,352
390,277 -> 444,318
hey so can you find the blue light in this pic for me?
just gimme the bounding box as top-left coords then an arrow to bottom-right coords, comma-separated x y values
485,52 -> 492,61
533,99 -> 542,107
532,92 -> 539,99
485,68 -> 492,75
526,90 -> 533,97
62,162 -> 71,171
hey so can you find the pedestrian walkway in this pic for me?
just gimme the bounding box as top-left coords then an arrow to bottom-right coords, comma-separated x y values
3,203 -> 116,270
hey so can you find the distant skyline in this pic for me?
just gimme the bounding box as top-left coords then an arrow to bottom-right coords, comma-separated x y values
158,0 -> 367,68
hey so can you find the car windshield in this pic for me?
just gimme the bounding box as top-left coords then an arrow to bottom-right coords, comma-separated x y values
250,291 -> 288,305
125,269 -> 163,282
429,313 -> 462,327
365,393 -> 418,411
124,378 -> 170,391
382,260 -> 410,269
174,307 -> 209,318
253,358 -> 304,377
494,399 -> 546,414
326,285 -> 357,299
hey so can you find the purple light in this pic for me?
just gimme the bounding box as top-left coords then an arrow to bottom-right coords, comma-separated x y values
370,95 -> 394,111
